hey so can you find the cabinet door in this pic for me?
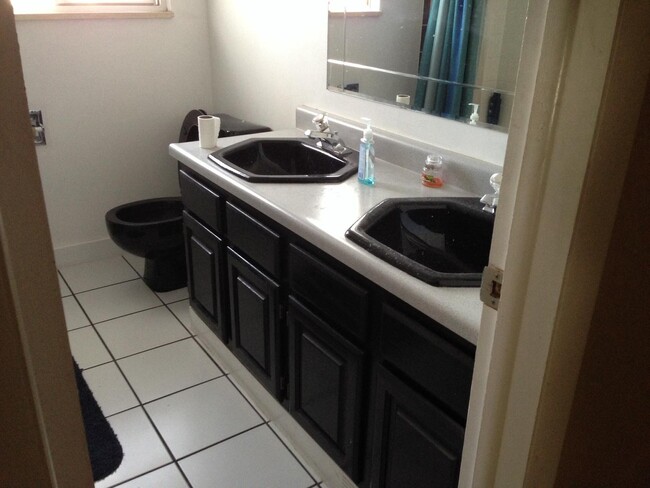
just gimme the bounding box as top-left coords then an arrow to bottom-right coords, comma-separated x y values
183,211 -> 228,342
379,303 -> 474,421
227,247 -> 282,398
287,297 -> 364,481
370,365 -> 465,488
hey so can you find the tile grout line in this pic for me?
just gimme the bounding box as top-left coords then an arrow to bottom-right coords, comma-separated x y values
84,303 -> 167,328
63,269 -> 193,488
120,255 -> 143,278
187,334 -> 228,375
124,398 -> 195,488
69,277 -> 141,296
57,269 -> 74,298
173,422 -> 267,463
157,294 -> 319,482
266,422 -> 321,486
121,254 -> 197,341
137,375 -> 225,409
63,263 -> 205,487
67,261 -> 252,488
60,273 -> 97,346
185,334 -> 318,480
101,335 -> 199,363
187,341 -> 319,484
88,315 -> 195,488
223,374 -> 270,423
108,461 -> 178,488
63,258 -> 317,487
166,303 -> 196,337
121,254 -> 189,308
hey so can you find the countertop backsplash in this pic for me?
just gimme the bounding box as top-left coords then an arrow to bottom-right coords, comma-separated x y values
296,105 -> 503,197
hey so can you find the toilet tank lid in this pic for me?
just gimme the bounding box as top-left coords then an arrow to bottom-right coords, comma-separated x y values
178,109 -> 207,143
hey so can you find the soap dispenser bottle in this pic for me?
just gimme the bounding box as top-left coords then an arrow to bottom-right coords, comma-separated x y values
358,117 -> 375,186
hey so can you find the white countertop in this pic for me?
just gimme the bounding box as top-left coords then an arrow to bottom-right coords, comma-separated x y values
170,129 -> 483,344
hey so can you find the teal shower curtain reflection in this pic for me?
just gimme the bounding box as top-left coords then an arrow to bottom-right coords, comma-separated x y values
414,0 -> 484,119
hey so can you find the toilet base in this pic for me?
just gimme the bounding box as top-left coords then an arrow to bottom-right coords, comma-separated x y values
143,249 -> 187,292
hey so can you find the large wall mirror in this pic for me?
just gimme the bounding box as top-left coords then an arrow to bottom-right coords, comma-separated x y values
327,0 -> 529,132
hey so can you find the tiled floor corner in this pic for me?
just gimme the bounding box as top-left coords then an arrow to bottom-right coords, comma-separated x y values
61,254 -> 321,488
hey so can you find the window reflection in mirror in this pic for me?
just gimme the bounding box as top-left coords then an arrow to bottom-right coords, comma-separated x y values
329,0 -> 381,14
327,0 -> 529,132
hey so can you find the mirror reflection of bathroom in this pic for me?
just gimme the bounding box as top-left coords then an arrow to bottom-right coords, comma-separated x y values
327,0 -> 529,131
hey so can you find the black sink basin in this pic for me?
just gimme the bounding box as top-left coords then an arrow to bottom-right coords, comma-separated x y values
208,138 -> 357,183
346,197 -> 494,287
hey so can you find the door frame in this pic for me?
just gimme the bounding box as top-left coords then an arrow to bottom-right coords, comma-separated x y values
461,0 -> 650,485
0,2 -> 93,486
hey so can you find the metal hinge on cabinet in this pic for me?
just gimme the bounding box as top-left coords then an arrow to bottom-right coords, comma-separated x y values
480,265 -> 503,310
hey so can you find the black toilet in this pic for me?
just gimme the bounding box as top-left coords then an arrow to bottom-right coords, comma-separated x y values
105,110 -> 271,292
106,197 -> 186,292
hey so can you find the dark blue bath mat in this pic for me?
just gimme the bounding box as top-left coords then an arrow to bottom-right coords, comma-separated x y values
73,360 -> 124,481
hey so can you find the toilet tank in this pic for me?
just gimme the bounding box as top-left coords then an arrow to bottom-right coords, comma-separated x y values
178,110 -> 271,143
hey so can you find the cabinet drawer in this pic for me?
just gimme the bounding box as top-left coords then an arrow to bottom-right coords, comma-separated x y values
288,244 -> 369,342
179,169 -> 223,232
226,201 -> 281,277
379,303 -> 474,421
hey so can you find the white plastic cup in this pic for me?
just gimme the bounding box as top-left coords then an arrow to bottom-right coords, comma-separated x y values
396,94 -> 411,105
198,115 -> 221,148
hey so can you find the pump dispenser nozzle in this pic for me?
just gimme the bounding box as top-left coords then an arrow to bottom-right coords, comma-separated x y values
468,103 -> 480,125
361,117 -> 373,142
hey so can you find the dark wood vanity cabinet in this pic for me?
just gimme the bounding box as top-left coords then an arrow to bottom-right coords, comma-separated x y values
178,164 -> 475,488
366,302 -> 475,488
182,211 -> 228,341
369,365 -> 465,488
180,165 -> 284,399
378,303 -> 475,422
180,169 -> 229,341
227,247 -> 282,398
287,296 -> 364,481
288,243 -> 369,342
225,199 -> 284,399
286,244 -> 370,482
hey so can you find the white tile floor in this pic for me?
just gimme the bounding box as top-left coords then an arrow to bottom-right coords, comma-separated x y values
60,255 -> 322,488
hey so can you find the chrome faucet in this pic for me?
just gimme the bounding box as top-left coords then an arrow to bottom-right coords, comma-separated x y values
480,173 -> 502,214
304,114 -> 352,156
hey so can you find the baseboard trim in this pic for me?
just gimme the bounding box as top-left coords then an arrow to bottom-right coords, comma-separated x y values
188,307 -> 357,488
53,238 -> 122,267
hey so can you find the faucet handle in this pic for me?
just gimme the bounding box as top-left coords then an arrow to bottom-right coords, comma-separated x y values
489,172 -> 502,194
481,172 -> 502,214
312,113 -> 330,132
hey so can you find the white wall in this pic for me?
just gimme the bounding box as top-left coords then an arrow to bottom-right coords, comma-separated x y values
14,0 -> 508,256
329,0 -> 424,101
15,0 -> 214,253
206,0 -> 507,166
